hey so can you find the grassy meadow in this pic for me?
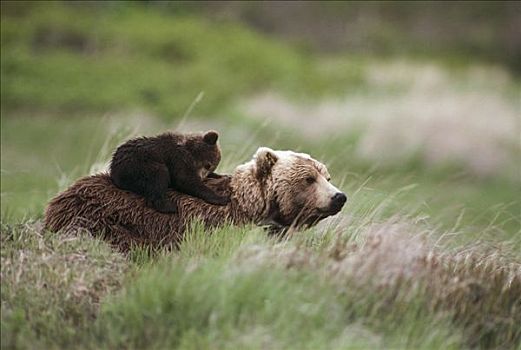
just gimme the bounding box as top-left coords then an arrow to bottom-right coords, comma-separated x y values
1,2 -> 520,349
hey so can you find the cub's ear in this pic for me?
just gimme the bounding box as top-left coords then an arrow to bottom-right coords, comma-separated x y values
203,130 -> 219,145
255,147 -> 278,178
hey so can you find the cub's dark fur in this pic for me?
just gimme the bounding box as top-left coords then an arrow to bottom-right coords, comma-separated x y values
110,130 -> 229,213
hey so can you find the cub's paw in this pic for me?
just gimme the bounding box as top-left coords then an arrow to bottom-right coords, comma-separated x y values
208,195 -> 231,206
148,198 -> 178,214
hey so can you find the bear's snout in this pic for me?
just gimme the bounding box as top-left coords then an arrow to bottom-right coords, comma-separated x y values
330,192 -> 347,211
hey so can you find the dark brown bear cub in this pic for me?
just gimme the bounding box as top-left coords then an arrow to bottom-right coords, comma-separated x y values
110,130 -> 229,213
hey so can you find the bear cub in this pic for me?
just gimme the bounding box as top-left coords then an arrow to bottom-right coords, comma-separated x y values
110,130 -> 230,213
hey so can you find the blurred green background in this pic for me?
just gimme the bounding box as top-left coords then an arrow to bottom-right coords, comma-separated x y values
1,1 -> 520,245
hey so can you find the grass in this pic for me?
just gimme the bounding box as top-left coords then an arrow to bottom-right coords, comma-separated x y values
2,214 -> 519,349
0,221 -> 127,349
1,2 -> 364,119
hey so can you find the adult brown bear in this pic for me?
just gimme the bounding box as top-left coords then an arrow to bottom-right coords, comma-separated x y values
45,147 -> 347,252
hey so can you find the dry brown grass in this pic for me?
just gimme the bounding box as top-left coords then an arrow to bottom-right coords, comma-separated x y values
235,217 -> 521,348
0,221 -> 127,349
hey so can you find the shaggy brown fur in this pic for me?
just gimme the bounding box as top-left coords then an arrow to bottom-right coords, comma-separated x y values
45,148 -> 346,252
45,174 -> 237,252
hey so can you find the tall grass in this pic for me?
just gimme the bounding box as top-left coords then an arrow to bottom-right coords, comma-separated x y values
0,221 -> 127,349
2,209 -> 519,349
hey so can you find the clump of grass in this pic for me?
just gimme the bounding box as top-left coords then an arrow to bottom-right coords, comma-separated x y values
90,215 -> 520,349
1,209 -> 519,349
236,217 -> 521,349
324,219 -> 521,349
96,247 -> 460,349
177,221 -> 268,260
0,221 -> 127,349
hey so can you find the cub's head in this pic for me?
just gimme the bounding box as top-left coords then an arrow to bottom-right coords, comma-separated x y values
252,147 -> 347,230
186,130 -> 222,179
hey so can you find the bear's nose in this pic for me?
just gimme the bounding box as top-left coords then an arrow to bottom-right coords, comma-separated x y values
332,192 -> 347,206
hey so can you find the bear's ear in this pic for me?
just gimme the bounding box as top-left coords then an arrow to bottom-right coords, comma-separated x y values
203,131 -> 219,145
255,147 -> 278,178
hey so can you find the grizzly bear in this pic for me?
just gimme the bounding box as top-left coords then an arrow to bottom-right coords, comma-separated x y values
110,130 -> 229,213
45,147 -> 347,252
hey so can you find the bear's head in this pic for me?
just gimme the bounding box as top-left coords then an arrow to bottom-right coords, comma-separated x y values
241,147 -> 347,231
185,130 -> 222,179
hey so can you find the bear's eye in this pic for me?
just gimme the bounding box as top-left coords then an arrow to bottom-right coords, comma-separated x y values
204,164 -> 212,170
306,176 -> 316,184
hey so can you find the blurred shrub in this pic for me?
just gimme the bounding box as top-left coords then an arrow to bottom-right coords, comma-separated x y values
1,2 -> 365,119
167,1 -> 521,73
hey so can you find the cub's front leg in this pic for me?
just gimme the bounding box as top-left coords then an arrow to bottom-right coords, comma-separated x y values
206,172 -> 224,179
175,169 -> 230,205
